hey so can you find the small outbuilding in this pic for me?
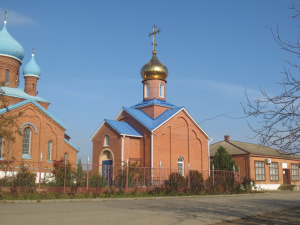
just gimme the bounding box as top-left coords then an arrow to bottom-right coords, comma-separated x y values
210,135 -> 300,190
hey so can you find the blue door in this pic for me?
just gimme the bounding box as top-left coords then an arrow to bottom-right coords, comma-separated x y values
102,160 -> 113,185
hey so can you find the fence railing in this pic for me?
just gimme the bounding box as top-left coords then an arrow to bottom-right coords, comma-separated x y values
0,160 -> 240,194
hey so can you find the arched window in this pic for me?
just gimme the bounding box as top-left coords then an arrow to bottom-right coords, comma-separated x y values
159,83 -> 164,98
22,127 -> 31,155
5,69 -> 10,84
0,136 -> 3,158
47,141 -> 53,161
104,135 -> 110,146
178,157 -> 184,176
144,83 -> 149,98
64,153 -> 67,163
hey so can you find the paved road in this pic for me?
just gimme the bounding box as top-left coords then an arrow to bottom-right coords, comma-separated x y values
0,191 -> 300,225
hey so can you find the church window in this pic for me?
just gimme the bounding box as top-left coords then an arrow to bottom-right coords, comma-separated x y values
144,83 -> 149,98
47,141 -> 53,161
5,69 -> 10,84
159,83 -> 164,98
0,136 -> 3,158
178,157 -> 184,176
64,153 -> 67,163
104,135 -> 110,146
22,128 -> 32,155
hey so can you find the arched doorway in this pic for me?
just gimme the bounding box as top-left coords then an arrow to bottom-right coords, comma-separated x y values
99,150 -> 113,185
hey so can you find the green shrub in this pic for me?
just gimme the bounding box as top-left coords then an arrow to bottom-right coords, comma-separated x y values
188,170 -> 204,190
14,162 -> 36,187
167,172 -> 186,191
52,160 -> 76,187
89,173 -> 106,187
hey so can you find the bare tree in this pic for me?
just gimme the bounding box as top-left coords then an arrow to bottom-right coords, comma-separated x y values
0,83 -> 22,159
244,4 -> 300,155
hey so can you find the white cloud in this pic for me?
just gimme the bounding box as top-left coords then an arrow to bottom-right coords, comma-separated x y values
0,9 -> 36,26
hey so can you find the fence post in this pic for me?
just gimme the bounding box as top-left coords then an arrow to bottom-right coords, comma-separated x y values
188,163 -> 190,189
86,157 -> 89,192
212,164 -> 215,187
64,161 -> 66,194
159,161 -> 161,187
11,160 -> 15,187
143,167 -> 146,187
38,153 -> 42,193
126,159 -> 129,193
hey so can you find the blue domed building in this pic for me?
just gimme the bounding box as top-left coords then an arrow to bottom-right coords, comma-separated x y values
0,15 -> 79,172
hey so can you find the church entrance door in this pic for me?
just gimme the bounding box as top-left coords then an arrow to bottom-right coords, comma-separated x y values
102,160 -> 113,185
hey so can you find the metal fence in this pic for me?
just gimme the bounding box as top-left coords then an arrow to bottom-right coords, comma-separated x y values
0,160 -> 240,194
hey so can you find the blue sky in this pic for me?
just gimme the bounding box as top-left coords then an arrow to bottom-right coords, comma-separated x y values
2,1 -> 299,163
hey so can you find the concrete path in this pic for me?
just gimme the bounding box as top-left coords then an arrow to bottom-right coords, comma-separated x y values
0,191 -> 299,225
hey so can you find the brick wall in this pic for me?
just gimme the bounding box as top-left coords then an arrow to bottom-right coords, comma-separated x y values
248,155 -> 300,185
0,56 -> 21,88
0,102 -> 77,166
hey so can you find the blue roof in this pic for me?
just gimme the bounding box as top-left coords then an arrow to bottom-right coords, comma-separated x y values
131,98 -> 178,109
64,139 -> 80,152
0,23 -> 24,61
105,119 -> 142,137
0,99 -> 67,129
23,54 -> 41,77
1,87 -> 49,103
123,106 -> 183,131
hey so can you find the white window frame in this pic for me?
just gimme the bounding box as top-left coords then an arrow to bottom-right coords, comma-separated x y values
255,161 -> 265,181
144,83 -> 149,98
22,127 -> 32,155
104,135 -> 110,147
292,164 -> 299,181
47,141 -> 53,161
159,83 -> 164,98
270,162 -> 279,181
64,153 -> 67,163
178,157 -> 184,176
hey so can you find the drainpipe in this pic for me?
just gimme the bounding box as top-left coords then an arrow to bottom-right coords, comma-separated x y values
121,135 -> 125,166
151,131 -> 154,183
208,138 -> 213,176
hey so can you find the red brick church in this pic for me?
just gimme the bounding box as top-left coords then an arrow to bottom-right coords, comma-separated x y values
91,26 -> 211,175
0,15 -> 79,166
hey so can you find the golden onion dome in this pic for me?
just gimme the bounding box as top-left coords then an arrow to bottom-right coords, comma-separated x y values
141,51 -> 168,80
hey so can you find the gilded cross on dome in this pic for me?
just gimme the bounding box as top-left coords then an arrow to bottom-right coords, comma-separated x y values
32,46 -> 35,55
148,25 -> 161,54
4,9 -> 8,22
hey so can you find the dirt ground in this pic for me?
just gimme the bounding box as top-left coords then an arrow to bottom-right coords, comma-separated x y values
214,207 -> 300,225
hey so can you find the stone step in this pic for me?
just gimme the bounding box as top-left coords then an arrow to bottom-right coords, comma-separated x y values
278,184 -> 300,191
